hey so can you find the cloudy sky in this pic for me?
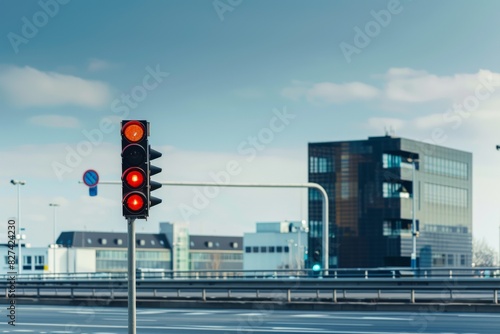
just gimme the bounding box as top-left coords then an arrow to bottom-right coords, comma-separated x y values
1,0 -> 500,255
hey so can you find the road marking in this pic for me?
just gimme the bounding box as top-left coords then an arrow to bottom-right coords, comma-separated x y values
270,321 -> 372,327
292,314 -> 411,321
291,314 -> 329,318
458,314 -> 500,318
237,313 -> 270,316
271,327 -> 327,331
362,316 -> 411,321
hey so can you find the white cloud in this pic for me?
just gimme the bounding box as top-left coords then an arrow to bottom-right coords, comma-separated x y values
384,68 -> 500,103
282,80 -> 379,104
0,65 -> 112,108
28,115 -> 81,128
87,58 -> 114,72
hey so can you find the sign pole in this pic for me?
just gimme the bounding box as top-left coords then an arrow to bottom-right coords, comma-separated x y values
127,217 -> 136,334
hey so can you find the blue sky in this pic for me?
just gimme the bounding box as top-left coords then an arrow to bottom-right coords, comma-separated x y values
1,0 -> 500,258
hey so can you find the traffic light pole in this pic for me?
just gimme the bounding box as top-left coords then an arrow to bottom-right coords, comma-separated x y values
95,180 -> 330,272
127,217 -> 136,334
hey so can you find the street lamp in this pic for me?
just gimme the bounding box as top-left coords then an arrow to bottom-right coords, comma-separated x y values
49,203 -> 60,274
406,158 -> 419,273
10,179 -> 26,274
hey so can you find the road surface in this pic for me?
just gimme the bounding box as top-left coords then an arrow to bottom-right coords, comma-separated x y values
0,305 -> 499,333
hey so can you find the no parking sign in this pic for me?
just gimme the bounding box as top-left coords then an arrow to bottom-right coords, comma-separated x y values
82,169 -> 99,196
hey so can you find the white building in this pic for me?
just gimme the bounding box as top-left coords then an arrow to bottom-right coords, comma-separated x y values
1,244 -> 48,275
243,221 -> 308,272
160,222 -> 189,272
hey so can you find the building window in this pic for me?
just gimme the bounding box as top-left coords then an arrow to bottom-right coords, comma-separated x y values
34,255 -> 44,270
310,156 -> 333,173
115,239 -> 123,245
268,246 -> 275,253
245,247 -> 251,253
460,254 -> 466,266
433,254 -> 446,266
252,246 -> 259,253
206,241 -> 213,248
99,238 -> 107,245
277,246 -> 283,253
447,254 -> 454,266
383,220 -> 411,236
230,242 -> 238,248
424,156 -> 468,179
424,183 -> 468,207
341,182 -> 350,199
383,182 -> 409,198
87,238 -> 92,244
260,246 -> 267,253
23,255 -> 32,270
284,246 -> 289,253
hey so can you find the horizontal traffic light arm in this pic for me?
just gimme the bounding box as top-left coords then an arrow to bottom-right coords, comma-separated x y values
82,180 -> 330,272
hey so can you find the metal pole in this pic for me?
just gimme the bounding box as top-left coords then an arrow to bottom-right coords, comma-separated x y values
298,228 -> 301,270
127,218 -> 136,334
53,206 -> 56,274
411,161 -> 417,273
85,180 -> 330,272
49,203 -> 59,274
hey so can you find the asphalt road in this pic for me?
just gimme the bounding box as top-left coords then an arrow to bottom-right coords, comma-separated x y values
1,305 -> 500,333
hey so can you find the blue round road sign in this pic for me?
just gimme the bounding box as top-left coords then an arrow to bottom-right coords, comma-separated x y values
83,169 -> 99,187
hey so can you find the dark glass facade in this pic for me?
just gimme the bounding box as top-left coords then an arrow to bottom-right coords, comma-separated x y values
308,136 -> 472,269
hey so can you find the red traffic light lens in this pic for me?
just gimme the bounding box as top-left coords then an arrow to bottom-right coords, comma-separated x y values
124,168 -> 145,189
125,193 -> 145,212
122,121 -> 145,143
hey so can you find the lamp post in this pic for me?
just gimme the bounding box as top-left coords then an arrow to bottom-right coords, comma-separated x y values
10,180 -> 26,274
49,203 -> 60,274
407,159 -> 418,273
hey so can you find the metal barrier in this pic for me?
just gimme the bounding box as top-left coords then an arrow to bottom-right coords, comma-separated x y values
2,266 -> 499,281
2,277 -> 499,305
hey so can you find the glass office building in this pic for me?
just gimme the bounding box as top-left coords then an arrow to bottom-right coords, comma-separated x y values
308,135 -> 472,269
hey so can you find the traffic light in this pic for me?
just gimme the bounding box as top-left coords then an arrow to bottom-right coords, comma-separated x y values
121,120 -> 162,219
311,246 -> 322,276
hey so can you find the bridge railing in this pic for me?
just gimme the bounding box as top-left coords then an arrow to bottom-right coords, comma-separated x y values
2,266 -> 499,281
2,276 -> 500,305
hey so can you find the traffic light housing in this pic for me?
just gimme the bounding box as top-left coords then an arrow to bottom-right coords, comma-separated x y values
148,145 -> 162,210
121,120 -> 162,219
311,246 -> 322,277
